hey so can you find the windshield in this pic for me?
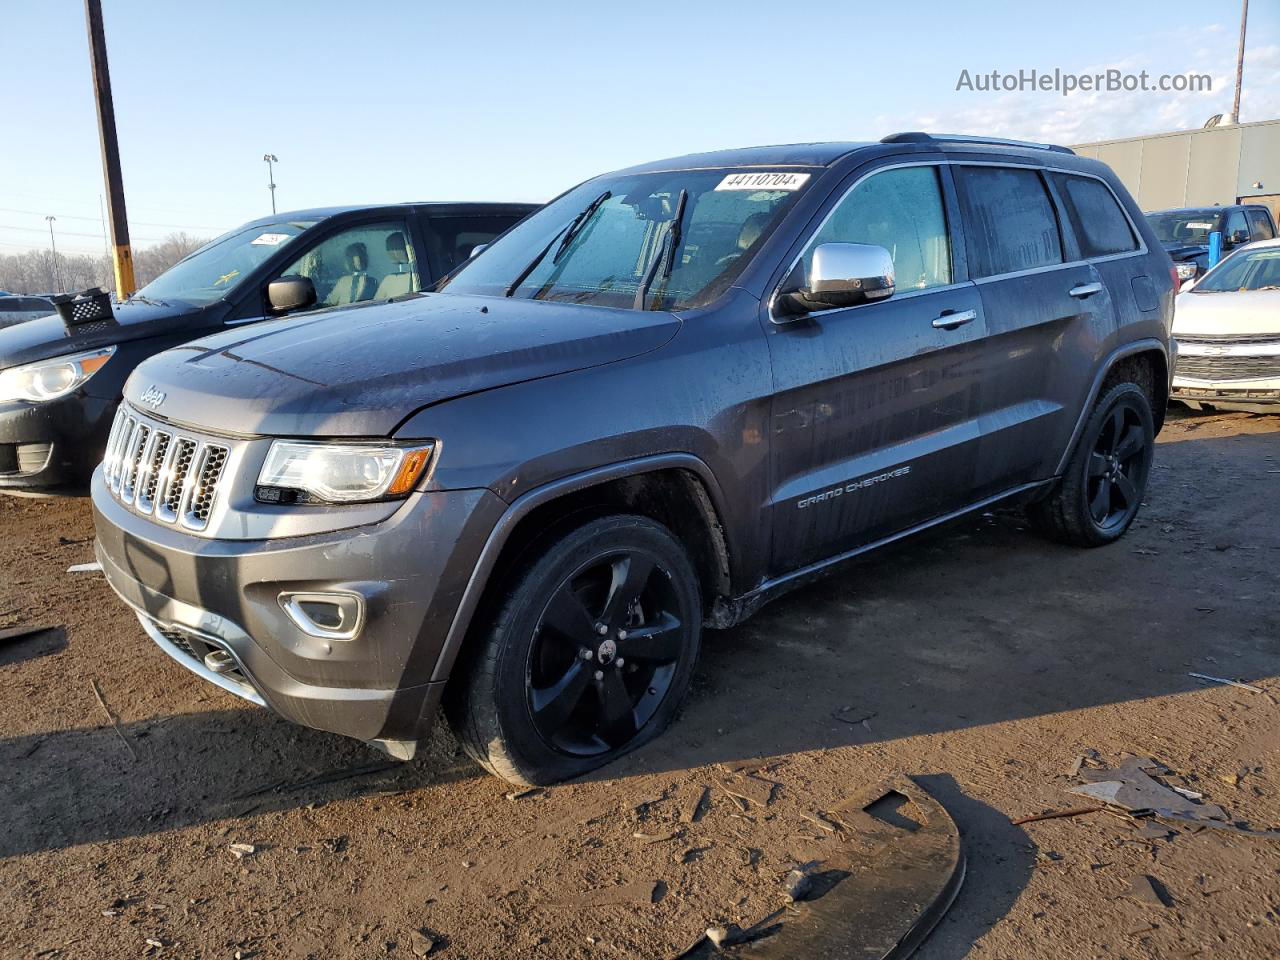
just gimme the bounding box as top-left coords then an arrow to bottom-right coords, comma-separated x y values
438,168 -> 814,310
134,220 -> 318,307
1145,211 -> 1221,246
1192,246 -> 1280,293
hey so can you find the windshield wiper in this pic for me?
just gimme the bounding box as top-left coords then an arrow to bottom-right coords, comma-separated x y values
504,190 -> 611,298
553,190 -> 611,264
127,294 -> 168,307
632,189 -> 688,311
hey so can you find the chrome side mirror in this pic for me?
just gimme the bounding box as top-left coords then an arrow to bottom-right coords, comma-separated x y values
776,242 -> 895,317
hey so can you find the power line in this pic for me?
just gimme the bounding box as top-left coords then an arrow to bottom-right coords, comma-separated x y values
0,222 -> 177,243
0,205 -> 225,232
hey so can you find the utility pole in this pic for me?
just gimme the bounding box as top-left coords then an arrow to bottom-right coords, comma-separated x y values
45,216 -> 62,293
84,0 -> 136,299
1228,0 -> 1248,125
263,154 -> 279,214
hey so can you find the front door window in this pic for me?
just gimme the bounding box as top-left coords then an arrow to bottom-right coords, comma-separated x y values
278,221 -> 421,309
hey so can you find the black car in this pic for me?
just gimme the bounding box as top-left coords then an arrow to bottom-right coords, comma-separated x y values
93,134 -> 1174,784
1145,204 -> 1277,285
0,294 -> 55,331
0,202 -> 535,492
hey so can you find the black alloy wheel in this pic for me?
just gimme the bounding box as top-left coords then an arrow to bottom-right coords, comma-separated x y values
527,550 -> 684,756
448,514 -> 701,785
1084,397 -> 1150,532
1027,380 -> 1156,547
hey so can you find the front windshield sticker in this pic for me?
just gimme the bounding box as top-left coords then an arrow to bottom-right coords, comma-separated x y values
1186,222 -> 1214,230
715,172 -> 810,191
250,232 -> 291,245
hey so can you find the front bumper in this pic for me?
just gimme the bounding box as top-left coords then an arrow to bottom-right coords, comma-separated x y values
92,467 -> 506,747
1172,340 -> 1280,408
0,392 -> 115,492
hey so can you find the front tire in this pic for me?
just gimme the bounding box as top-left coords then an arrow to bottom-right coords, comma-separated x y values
447,515 -> 702,785
1028,381 -> 1155,547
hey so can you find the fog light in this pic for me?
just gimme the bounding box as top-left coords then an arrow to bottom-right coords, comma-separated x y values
279,591 -> 365,640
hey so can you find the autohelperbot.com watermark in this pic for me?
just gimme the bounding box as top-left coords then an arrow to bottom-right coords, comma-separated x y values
956,68 -> 1212,96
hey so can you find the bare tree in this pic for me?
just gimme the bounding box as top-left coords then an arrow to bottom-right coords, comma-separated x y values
0,232 -> 208,298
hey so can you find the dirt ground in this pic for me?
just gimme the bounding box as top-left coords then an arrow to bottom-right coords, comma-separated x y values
2,407 -> 1279,960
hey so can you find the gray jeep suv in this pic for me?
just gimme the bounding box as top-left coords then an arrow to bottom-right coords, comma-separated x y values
92,134 -> 1175,784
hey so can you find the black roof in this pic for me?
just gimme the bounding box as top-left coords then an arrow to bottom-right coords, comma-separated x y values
238,201 -> 539,230
613,133 -> 1090,178
618,142 -> 873,175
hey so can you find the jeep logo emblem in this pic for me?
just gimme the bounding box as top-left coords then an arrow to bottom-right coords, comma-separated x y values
139,385 -> 166,409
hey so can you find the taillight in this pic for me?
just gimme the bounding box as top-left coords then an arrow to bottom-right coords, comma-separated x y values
1170,265 -> 1181,291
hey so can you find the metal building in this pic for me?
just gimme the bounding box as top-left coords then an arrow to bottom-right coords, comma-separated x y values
1072,118 -> 1280,220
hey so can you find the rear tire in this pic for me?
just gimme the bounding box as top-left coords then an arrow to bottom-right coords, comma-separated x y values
446,515 -> 702,785
1027,381 -> 1155,547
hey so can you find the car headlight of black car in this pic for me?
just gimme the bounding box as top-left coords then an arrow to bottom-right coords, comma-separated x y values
255,440 -> 436,504
0,346 -> 115,403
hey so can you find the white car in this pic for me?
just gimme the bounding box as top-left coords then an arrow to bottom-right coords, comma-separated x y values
1172,237 -> 1280,413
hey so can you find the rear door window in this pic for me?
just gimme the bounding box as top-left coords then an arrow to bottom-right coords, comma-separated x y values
1247,209 -> 1275,241
954,166 -> 1063,278
424,215 -> 528,279
1051,174 -> 1138,258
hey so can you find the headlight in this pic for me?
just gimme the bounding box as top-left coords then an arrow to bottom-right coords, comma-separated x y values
1175,262 -> 1198,280
0,347 -> 115,403
256,440 -> 435,504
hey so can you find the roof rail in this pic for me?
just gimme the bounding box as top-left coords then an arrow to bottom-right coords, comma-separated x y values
880,132 -> 1075,155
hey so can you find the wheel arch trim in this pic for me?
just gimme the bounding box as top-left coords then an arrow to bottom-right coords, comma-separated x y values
430,453 -> 731,684
1054,338 -> 1170,477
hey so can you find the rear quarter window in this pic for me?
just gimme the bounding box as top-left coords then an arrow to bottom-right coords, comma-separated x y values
1051,174 -> 1138,258
1247,209 -> 1276,241
954,166 -> 1063,278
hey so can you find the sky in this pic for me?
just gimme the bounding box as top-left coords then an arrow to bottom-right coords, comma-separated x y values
2,0 -> 1278,256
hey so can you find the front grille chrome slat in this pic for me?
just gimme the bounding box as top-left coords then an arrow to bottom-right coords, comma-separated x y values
119,423 -> 151,504
107,414 -> 137,493
101,406 -> 230,533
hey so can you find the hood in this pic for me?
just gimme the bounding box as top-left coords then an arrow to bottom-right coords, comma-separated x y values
1173,289 -> 1280,336
0,298 -> 213,368
1161,242 -> 1208,263
124,293 -> 681,437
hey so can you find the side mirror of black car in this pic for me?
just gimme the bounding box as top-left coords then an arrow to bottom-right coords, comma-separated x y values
774,242 -> 896,319
1228,229 -> 1250,246
267,276 -> 317,314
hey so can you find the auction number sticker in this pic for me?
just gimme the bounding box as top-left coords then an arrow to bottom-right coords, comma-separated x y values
251,232 -> 291,245
715,172 -> 810,191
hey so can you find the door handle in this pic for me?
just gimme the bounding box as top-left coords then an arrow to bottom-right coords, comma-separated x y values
1069,282 -> 1103,299
932,308 -> 977,330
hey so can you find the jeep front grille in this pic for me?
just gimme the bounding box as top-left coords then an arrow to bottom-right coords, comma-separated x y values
103,406 -> 230,531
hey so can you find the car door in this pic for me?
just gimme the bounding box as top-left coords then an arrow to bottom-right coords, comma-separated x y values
1247,209 -> 1276,242
952,163 -> 1117,497
227,217 -> 423,325
420,213 -> 532,282
1224,209 -> 1251,251
765,162 -> 989,574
